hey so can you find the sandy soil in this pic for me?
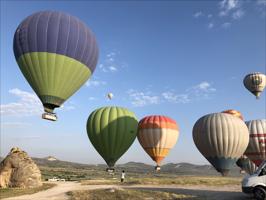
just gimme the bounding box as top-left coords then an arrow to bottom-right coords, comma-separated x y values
2,181 -> 254,200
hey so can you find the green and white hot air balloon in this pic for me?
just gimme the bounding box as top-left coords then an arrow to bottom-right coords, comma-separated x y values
86,106 -> 138,171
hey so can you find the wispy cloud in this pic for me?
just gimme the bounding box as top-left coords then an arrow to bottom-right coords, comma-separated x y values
161,92 -> 190,104
194,1 -> 262,30
127,82 -> 216,107
99,50 -> 127,73
58,104 -> 75,111
256,0 -> 266,16
219,0 -> 240,16
1,122 -> 32,128
85,79 -> 106,87
88,97 -> 97,101
208,23 -> 214,29
127,89 -> 160,107
0,88 -> 42,117
257,0 -> 266,6
187,82 -> 216,99
163,81 -> 216,103
232,9 -> 244,20
193,11 -> 203,18
219,0 -> 245,20
221,22 -> 231,28
192,82 -> 216,92
0,88 -> 75,117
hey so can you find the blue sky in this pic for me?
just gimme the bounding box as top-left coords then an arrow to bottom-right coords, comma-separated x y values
1,0 -> 265,165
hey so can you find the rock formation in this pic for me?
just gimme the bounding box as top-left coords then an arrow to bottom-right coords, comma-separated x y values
0,147 -> 42,188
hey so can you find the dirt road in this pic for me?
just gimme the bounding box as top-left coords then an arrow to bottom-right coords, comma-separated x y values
2,182 -> 116,200
3,181 -> 253,200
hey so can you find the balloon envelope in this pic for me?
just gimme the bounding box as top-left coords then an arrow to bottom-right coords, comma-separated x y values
236,155 -> 258,175
86,106 -> 138,168
137,115 -> 179,167
13,11 -> 98,116
107,93 -> 114,100
245,119 -> 266,167
222,109 -> 243,120
243,72 -> 266,99
193,113 -> 249,176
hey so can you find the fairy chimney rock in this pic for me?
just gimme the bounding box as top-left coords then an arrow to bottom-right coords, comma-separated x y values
0,147 -> 42,188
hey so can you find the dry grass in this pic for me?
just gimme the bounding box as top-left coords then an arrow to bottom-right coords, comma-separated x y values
81,176 -> 241,186
67,188 -> 196,200
0,183 -> 55,199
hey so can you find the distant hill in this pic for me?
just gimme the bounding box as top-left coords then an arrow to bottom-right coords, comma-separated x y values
32,157 -> 105,170
44,156 -> 57,161
31,157 -> 242,177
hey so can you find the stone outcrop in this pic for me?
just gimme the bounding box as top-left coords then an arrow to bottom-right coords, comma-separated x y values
0,147 -> 42,188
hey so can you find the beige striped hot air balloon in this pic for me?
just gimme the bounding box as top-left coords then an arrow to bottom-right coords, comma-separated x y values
243,72 -> 266,99
137,115 -> 179,171
193,113 -> 249,176
245,119 -> 266,167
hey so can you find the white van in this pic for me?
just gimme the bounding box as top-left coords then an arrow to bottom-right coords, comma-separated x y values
242,161 -> 266,200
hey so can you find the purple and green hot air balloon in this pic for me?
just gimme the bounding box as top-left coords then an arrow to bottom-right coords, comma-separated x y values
13,11 -> 98,121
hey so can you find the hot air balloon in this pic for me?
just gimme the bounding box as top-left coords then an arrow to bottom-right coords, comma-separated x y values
243,72 -> 266,99
193,113 -> 249,176
137,115 -> 179,171
107,93 -> 114,100
86,106 -> 138,171
236,155 -> 258,175
13,11 -> 98,121
222,109 -> 243,120
245,119 -> 266,167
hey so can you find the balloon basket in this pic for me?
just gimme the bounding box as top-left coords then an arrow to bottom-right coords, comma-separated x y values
42,112 -> 57,121
106,168 -> 115,175
155,166 -> 161,171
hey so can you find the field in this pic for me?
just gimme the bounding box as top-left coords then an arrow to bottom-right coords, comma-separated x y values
80,176 -> 242,186
67,188 -> 195,200
0,183 -> 55,199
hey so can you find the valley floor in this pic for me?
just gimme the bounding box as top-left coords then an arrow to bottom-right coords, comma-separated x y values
2,181 -> 253,200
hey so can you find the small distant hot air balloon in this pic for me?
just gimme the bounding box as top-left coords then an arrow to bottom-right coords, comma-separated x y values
86,106 -> 138,171
236,155 -> 258,175
222,109 -> 243,120
137,115 -> 179,171
107,93 -> 114,100
13,11 -> 98,121
243,72 -> 266,99
193,113 -> 249,176
245,119 -> 266,167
